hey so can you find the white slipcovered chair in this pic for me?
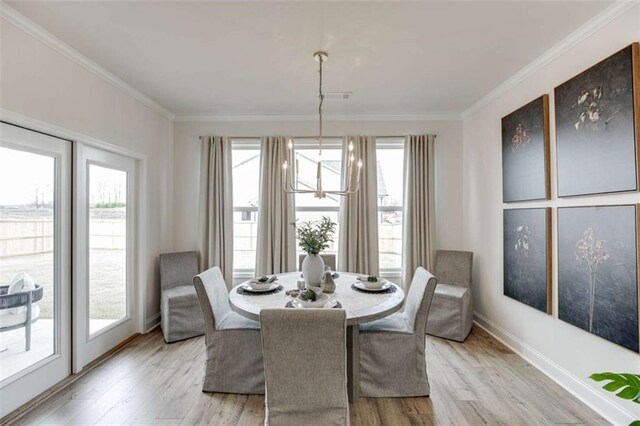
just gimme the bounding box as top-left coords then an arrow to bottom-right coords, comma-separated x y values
358,267 -> 437,397
193,266 -> 264,394
260,309 -> 349,426
426,250 -> 474,342
160,251 -> 205,343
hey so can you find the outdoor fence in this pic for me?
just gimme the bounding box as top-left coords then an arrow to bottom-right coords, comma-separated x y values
0,219 -> 126,258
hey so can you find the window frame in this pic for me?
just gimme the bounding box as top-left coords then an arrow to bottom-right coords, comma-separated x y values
292,138 -> 343,262
376,137 -> 405,278
231,138 -> 261,278
230,136 -> 407,279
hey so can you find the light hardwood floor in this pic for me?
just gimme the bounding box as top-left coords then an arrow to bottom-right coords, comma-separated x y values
6,326 -> 606,425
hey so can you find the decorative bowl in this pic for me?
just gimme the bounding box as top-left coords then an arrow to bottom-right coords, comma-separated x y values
248,281 -> 272,291
297,293 -> 329,308
361,278 -> 386,290
248,276 -> 275,291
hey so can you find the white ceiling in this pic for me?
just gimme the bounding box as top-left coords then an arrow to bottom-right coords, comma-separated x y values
6,1 -> 612,118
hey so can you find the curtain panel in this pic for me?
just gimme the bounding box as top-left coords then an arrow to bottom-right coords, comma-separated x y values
402,134 -> 436,290
255,136 -> 297,275
198,136 -> 234,287
338,136 -> 379,275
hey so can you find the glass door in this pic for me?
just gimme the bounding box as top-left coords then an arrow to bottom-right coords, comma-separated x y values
73,144 -> 138,372
0,122 -> 71,418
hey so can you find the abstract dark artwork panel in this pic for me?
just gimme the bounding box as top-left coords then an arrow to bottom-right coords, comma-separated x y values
555,44 -> 639,197
502,95 -> 550,202
558,205 -> 639,352
503,208 -> 551,313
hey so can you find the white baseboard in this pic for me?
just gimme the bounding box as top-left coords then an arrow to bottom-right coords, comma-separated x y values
473,312 -> 636,426
145,312 -> 161,333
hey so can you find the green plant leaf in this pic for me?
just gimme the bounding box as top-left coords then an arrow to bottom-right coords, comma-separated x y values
629,420 -> 640,426
589,372 -> 640,404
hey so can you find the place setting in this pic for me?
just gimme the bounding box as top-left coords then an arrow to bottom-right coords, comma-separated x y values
236,275 -> 284,296
351,275 -> 397,294
284,287 -> 342,309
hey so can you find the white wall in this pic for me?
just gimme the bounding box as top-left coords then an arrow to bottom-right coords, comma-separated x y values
173,119 -> 463,283
1,20 -> 174,330
462,5 -> 640,424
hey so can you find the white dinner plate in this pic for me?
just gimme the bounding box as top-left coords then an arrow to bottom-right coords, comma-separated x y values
241,283 -> 280,293
353,281 -> 392,292
288,294 -> 340,309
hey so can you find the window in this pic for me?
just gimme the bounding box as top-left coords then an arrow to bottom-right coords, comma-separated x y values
376,139 -> 404,271
231,137 -> 405,275
231,139 -> 261,272
293,138 -> 343,263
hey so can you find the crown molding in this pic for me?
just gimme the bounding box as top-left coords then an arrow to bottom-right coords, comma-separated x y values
462,0 -> 639,119
174,113 -> 462,122
0,2 -> 175,121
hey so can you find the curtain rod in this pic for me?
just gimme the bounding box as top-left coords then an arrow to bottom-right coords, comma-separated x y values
198,135 -> 436,140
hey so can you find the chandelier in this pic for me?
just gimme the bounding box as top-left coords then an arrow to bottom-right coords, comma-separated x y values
282,51 -> 363,199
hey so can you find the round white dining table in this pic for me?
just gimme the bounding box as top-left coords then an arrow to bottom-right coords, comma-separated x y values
229,271 -> 405,402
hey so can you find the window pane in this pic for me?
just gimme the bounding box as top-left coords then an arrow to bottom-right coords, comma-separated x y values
0,147 -> 55,381
379,213 -> 403,269
232,144 -> 260,271
233,211 -> 257,270
294,147 -> 342,208
232,148 -> 260,208
377,146 -> 404,269
377,149 -> 404,208
89,165 -> 127,335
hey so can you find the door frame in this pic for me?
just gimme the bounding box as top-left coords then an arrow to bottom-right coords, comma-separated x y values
1,109 -> 149,373
73,143 -> 144,373
0,122 -> 72,418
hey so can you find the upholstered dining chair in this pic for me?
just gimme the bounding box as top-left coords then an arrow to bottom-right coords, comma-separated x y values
159,251 -> 205,343
260,309 -> 349,426
426,250 -> 474,342
298,253 -> 337,271
358,267 -> 437,397
193,267 -> 265,394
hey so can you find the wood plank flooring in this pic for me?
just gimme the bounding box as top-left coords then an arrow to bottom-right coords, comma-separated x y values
5,326 -> 606,425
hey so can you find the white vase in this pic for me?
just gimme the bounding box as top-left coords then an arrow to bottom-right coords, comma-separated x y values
302,254 -> 325,287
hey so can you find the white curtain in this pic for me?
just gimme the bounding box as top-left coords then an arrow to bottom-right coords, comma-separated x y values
198,136 -> 234,287
402,134 -> 436,290
338,136 -> 379,275
255,136 -> 297,275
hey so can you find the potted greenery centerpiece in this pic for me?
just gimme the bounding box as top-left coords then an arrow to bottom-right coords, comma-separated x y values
294,216 -> 336,288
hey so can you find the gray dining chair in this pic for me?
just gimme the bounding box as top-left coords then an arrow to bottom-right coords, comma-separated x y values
159,251 -> 205,343
298,253 -> 336,271
426,250 -> 474,342
193,266 -> 264,394
358,267 -> 437,397
260,309 -> 349,425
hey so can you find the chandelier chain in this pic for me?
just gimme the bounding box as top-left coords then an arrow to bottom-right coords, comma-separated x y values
318,54 -> 324,157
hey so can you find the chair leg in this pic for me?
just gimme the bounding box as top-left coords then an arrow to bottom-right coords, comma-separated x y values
25,321 -> 31,352
25,294 -> 32,352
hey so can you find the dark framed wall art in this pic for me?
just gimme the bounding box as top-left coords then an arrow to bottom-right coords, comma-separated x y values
555,43 -> 640,197
557,205 -> 639,353
503,208 -> 552,314
502,95 -> 550,202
